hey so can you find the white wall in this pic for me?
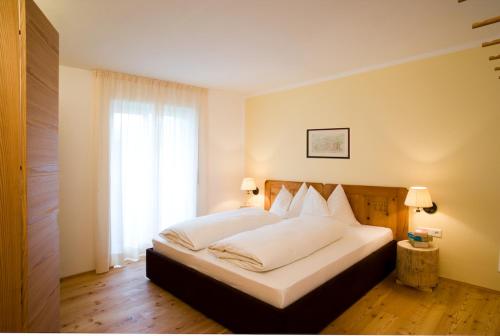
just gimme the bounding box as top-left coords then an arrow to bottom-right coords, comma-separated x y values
58,66 -> 246,277
205,90 -> 245,213
59,66 -> 95,277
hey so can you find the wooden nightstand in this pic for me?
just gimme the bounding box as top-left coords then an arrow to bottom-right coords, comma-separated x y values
396,240 -> 439,292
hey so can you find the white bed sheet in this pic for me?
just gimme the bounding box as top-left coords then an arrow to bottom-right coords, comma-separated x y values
152,224 -> 393,309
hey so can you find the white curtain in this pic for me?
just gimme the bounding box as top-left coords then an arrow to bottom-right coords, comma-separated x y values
94,70 -> 207,273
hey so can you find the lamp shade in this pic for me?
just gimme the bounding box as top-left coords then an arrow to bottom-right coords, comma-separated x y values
404,186 -> 433,208
240,177 -> 257,191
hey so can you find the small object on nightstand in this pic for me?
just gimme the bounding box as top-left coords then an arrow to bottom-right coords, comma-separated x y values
396,240 -> 439,292
407,230 -> 433,248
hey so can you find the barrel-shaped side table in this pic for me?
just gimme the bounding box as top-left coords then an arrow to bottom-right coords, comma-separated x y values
396,240 -> 439,291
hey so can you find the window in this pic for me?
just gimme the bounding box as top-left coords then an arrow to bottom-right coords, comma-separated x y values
109,99 -> 198,263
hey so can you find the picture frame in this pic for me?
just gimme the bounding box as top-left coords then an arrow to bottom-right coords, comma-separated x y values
306,128 -> 350,159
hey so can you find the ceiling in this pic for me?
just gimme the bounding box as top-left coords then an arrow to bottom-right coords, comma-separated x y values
35,0 -> 500,95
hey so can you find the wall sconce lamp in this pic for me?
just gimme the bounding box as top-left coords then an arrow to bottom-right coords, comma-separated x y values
241,177 -> 259,208
404,186 -> 438,214
240,177 -> 259,195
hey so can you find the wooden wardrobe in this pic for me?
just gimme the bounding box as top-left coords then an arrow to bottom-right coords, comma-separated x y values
0,0 -> 60,332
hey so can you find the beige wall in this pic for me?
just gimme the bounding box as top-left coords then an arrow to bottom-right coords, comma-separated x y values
245,47 -> 500,291
58,67 -> 246,277
59,66 -> 96,277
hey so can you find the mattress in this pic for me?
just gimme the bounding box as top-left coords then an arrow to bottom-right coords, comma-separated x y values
152,224 -> 393,309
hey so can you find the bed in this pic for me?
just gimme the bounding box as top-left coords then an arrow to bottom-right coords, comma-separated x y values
146,180 -> 408,333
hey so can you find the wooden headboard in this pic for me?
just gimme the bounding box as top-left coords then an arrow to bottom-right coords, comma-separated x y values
264,180 -> 409,241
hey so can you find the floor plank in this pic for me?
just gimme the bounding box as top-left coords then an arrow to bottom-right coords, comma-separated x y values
60,259 -> 500,334
60,260 -> 228,333
323,273 -> 500,335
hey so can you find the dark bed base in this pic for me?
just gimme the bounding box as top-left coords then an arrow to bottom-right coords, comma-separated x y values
146,240 -> 396,334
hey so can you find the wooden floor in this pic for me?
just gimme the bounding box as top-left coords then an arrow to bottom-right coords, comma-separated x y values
61,259 -> 500,334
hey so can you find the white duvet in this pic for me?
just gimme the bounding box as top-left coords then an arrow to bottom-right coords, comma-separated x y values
160,208 -> 281,251
208,216 -> 347,272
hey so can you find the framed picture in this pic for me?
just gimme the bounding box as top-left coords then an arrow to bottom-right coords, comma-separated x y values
306,128 -> 350,159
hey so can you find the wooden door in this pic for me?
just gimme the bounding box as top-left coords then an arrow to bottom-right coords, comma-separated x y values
25,0 -> 60,331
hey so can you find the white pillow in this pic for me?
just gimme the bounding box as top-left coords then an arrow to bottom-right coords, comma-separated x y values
269,185 -> 293,218
286,182 -> 308,218
327,184 -> 360,226
300,186 -> 330,217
